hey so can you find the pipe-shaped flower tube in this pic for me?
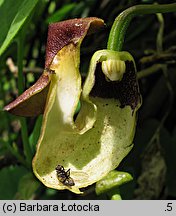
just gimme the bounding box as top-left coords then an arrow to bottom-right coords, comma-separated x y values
32,47 -> 141,193
4,18 -> 141,194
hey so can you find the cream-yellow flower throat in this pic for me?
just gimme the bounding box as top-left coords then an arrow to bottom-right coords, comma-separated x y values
4,18 -> 141,194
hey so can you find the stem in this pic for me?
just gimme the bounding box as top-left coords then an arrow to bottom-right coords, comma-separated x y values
107,3 -> 176,51
137,64 -> 164,80
17,34 -> 33,167
156,13 -> 164,52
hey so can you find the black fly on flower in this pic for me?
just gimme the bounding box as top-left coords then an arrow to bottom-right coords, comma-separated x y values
55,165 -> 75,186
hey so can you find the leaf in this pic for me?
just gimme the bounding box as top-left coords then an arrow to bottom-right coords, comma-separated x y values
15,173 -> 41,199
95,170 -> 133,195
0,165 -> 28,199
46,3 -> 76,23
0,0 -> 39,56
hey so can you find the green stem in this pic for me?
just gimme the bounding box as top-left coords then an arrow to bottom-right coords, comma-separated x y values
17,35 -> 32,167
107,3 -> 176,51
137,64 -> 164,79
156,13 -> 164,52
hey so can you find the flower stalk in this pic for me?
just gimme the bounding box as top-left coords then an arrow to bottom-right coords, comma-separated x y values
107,3 -> 176,51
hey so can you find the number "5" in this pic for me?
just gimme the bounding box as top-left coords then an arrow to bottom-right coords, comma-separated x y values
167,203 -> 172,211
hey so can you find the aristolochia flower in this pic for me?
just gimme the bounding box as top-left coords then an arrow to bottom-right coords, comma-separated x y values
4,17 -> 141,194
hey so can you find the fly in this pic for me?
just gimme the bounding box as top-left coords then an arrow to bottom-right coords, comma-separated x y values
55,164 -> 75,186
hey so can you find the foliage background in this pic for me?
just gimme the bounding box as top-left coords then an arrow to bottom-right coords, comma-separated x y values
0,0 -> 176,199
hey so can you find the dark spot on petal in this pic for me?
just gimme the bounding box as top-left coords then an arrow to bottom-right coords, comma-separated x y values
90,61 -> 141,111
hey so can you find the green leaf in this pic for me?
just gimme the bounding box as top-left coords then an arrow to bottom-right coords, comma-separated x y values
15,173 -> 41,199
95,170 -> 133,195
0,165 -> 28,199
0,0 -> 39,56
46,3 -> 76,23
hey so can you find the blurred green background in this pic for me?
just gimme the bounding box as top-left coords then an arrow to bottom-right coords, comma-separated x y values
0,0 -> 176,199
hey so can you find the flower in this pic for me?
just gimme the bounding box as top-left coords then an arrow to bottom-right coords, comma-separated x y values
4,18 -> 141,194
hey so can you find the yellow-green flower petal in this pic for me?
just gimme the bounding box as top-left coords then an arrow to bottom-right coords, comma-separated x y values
33,48 -> 141,194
